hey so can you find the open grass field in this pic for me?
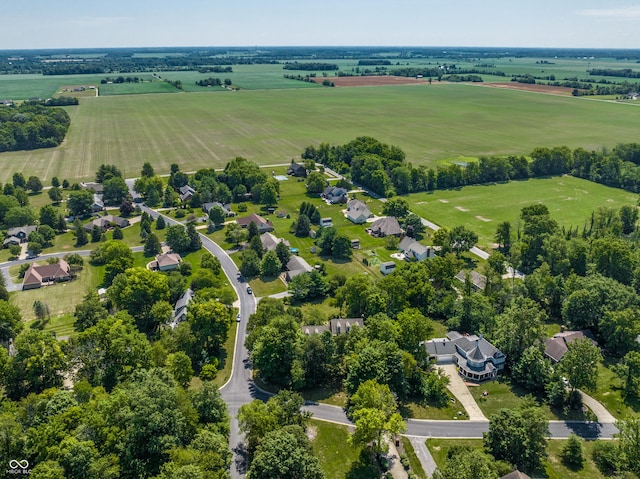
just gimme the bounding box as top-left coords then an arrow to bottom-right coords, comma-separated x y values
408,176 -> 637,250
0,73 -> 106,99
590,361 -> 640,420
2,82 -> 640,183
98,78 -> 180,96
10,260 -> 101,322
426,438 -> 610,479
310,419 -> 379,479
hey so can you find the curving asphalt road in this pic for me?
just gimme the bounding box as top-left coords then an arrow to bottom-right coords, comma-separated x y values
136,199 -> 618,478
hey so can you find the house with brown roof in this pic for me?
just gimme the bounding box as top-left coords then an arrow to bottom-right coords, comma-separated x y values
544,330 -> 598,363
236,213 -> 274,233
150,252 -> 182,272
22,259 -> 72,290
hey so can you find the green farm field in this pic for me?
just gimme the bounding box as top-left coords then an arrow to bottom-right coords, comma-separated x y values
2,82 -> 640,183
0,73 -> 106,99
408,176 -> 638,250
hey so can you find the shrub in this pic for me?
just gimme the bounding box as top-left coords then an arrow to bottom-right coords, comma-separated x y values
175,209 -> 186,219
592,441 -> 621,476
237,203 -> 248,212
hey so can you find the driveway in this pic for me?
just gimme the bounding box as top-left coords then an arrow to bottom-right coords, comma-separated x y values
438,364 -> 487,420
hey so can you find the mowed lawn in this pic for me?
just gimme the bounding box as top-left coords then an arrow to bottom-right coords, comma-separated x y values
2,83 -> 640,183
408,176 -> 637,250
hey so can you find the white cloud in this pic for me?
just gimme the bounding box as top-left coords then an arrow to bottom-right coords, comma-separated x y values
577,5 -> 640,18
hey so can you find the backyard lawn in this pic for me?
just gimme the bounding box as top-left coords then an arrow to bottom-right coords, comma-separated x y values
427,438 -> 612,479
10,261 -> 102,322
469,377 -> 596,422
310,419 -> 379,479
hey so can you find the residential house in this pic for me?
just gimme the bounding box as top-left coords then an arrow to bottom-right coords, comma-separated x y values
425,331 -> 506,382
345,199 -> 372,224
455,270 -> 487,291
22,259 -> 72,290
179,185 -> 196,202
236,213 -> 274,233
202,202 -> 235,217
4,225 -> 37,247
81,182 -> 104,194
322,186 -> 348,204
92,194 -> 104,212
380,261 -> 396,275
83,215 -> 129,232
287,162 -> 308,177
398,237 -> 437,261
171,288 -> 194,328
369,216 -> 403,237
260,232 -> 290,252
286,255 -> 313,281
150,252 -> 182,272
302,317 -> 364,336
544,329 -> 598,363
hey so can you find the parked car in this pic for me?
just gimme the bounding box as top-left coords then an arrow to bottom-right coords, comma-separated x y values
236,313 -> 241,322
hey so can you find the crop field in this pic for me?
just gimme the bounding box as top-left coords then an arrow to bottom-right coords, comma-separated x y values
1,82 -> 640,183
0,73 -> 106,99
98,79 -> 180,96
408,176 -> 637,249
159,63 -> 323,91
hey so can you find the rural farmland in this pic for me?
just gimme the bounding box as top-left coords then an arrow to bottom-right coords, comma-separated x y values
1,82 -> 640,183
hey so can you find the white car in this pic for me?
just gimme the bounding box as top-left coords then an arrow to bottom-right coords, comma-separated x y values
236,313 -> 241,322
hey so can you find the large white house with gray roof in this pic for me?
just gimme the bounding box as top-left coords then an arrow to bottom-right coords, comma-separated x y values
425,331 -> 506,382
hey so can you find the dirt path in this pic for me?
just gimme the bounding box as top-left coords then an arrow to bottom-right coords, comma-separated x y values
439,364 -> 487,421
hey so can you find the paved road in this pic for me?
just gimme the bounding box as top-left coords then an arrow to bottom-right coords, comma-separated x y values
140,205 -> 262,478
0,246 -> 144,292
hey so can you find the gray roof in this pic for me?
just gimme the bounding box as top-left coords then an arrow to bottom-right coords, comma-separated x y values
6,225 -> 37,238
425,338 -> 457,356
370,216 -> 403,236
346,199 -> 371,222
455,270 -> 487,290
261,232 -> 289,251
286,255 -> 313,279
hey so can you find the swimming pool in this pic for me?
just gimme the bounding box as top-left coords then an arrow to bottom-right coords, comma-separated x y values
274,175 -> 289,181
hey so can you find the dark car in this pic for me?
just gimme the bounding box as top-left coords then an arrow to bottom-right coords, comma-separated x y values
246,286 -> 252,294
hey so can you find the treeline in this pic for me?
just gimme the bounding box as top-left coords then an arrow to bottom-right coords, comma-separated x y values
284,74 -> 317,84
197,66 -> 233,73
392,65 -> 506,79
589,68 -> 640,78
357,59 -> 392,65
445,74 -> 483,82
30,96 -> 79,106
196,77 -> 231,87
0,104 -> 70,152
283,62 -> 339,71
42,63 -> 106,75
302,137 -> 640,196
100,75 -> 142,83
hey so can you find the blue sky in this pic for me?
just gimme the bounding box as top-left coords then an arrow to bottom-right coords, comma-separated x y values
4,0 -> 640,49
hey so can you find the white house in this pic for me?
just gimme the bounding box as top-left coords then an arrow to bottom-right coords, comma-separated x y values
345,199 -> 372,224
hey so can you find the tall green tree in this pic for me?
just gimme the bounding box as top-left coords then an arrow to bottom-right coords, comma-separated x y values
484,400 -> 549,473
348,380 -> 406,456
560,337 -> 602,392
189,300 -> 230,357
495,297 -> 547,366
